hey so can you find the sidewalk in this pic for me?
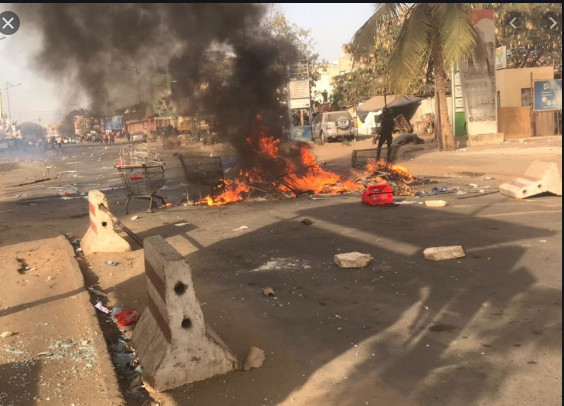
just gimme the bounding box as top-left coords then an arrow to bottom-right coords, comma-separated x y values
401,136 -> 562,181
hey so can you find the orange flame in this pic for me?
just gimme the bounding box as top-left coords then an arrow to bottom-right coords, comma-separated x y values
204,121 -> 366,205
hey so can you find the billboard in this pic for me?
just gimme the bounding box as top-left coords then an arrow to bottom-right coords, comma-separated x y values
289,80 -> 310,100
152,74 -> 174,117
458,9 -> 498,135
495,46 -> 507,70
533,80 -> 562,111
105,115 -> 123,131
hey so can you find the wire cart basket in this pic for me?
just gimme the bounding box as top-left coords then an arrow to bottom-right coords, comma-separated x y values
114,147 -> 166,214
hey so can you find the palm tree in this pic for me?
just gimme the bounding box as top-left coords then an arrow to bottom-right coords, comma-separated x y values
352,4 -> 486,151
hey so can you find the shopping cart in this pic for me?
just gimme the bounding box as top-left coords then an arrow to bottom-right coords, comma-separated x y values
114,147 -> 166,214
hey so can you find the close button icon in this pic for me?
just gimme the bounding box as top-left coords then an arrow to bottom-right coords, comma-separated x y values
0,11 -> 20,36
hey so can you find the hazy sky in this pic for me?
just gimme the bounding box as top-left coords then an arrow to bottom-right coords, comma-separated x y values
0,4 -> 373,125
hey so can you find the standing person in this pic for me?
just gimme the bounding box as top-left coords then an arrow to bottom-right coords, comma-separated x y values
109,132 -> 115,145
125,130 -> 131,143
375,107 -> 395,165
56,135 -> 63,152
102,132 -> 107,145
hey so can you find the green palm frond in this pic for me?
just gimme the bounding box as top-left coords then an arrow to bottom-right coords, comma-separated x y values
386,4 -> 434,93
351,3 -> 410,57
434,4 -> 487,66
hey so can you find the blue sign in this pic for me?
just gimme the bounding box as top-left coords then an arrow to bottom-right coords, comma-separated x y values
105,115 -> 123,131
534,79 -> 562,111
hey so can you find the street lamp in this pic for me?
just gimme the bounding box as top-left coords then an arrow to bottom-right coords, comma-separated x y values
2,81 -> 21,125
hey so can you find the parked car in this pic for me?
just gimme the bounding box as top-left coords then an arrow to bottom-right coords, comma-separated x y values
131,131 -> 147,143
312,111 -> 357,144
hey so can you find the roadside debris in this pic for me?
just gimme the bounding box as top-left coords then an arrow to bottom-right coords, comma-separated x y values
106,260 -> 118,266
115,310 -> 141,330
262,287 -> 276,298
416,186 -> 456,197
425,200 -> 448,207
131,215 -> 140,221
334,252 -> 372,268
88,286 -> 108,297
499,161 -> 562,199
233,226 -> 249,232
1,331 -> 17,338
423,246 -> 465,261
174,222 -> 190,226
94,301 -> 110,314
243,346 -> 266,371
361,184 -> 394,206
300,218 -> 314,225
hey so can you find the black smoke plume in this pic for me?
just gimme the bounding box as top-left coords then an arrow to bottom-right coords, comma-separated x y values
18,4 -> 300,162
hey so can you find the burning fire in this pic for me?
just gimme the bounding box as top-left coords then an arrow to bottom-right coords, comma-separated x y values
364,159 -> 414,183
205,120 -> 363,206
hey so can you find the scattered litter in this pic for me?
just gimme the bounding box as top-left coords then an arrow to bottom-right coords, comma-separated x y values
300,218 -> 314,225
233,226 -> 249,232
106,260 -> 118,266
174,222 -> 190,226
129,374 -> 143,388
425,200 -> 448,207
131,215 -> 140,221
395,200 -> 416,205
75,247 -> 83,254
113,352 -> 136,366
262,287 -> 276,298
469,183 -> 479,188
539,240 -> 547,243
482,176 -> 495,180
88,286 -> 108,297
423,246 -> 465,261
1,331 -> 17,338
416,186 -> 457,197
162,202 -> 173,208
115,310 -> 141,329
36,351 -> 54,357
334,252 -> 372,268
243,346 -> 265,371
95,301 -> 110,314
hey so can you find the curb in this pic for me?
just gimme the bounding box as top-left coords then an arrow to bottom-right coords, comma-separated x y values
58,235 -> 125,405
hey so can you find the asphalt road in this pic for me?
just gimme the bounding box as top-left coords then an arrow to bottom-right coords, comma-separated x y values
0,140 -> 562,406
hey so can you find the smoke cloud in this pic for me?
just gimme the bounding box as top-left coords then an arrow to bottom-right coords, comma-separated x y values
17,4 -> 300,161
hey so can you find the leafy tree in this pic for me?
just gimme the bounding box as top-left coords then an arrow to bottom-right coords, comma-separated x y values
352,4 -> 486,151
492,3 -> 562,70
18,122 -> 46,139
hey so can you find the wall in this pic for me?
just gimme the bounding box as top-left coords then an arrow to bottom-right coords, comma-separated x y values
496,67 -> 554,108
498,107 -> 531,138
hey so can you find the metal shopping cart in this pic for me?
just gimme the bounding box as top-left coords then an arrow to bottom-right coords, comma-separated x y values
114,147 -> 166,214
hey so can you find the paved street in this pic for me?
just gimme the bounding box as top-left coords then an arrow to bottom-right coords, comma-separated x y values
0,138 -> 562,405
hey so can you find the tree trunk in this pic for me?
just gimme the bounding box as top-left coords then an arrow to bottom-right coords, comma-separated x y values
432,39 -> 455,151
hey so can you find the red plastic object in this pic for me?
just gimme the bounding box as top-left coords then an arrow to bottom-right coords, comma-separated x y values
361,183 -> 394,206
115,310 -> 141,328
129,174 -> 143,181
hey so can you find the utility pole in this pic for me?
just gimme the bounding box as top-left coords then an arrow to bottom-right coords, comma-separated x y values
122,66 -> 141,105
4,81 -> 22,125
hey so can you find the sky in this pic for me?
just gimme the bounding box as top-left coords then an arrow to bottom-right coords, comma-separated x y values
0,4 -> 373,125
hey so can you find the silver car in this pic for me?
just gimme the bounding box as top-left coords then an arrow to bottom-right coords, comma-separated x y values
312,111 -> 357,144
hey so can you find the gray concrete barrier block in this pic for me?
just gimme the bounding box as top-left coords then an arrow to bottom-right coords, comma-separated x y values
131,236 -> 237,392
499,161 -> 562,199
81,190 -> 131,255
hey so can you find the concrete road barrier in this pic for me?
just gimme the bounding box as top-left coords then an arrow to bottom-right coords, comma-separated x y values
81,190 -> 132,255
499,161 -> 562,199
132,236 -> 237,392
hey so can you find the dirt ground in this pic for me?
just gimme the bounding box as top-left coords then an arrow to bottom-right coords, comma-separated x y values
0,137 -> 562,406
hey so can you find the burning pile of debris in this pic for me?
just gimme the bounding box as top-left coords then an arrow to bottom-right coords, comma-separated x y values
204,118 -> 364,206
358,159 -> 421,196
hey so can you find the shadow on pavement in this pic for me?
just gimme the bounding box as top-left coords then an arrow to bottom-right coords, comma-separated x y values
108,199 -> 560,405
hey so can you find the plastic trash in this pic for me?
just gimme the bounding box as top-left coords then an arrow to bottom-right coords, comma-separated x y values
106,260 -> 118,266
95,301 -> 110,314
115,310 -> 141,328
